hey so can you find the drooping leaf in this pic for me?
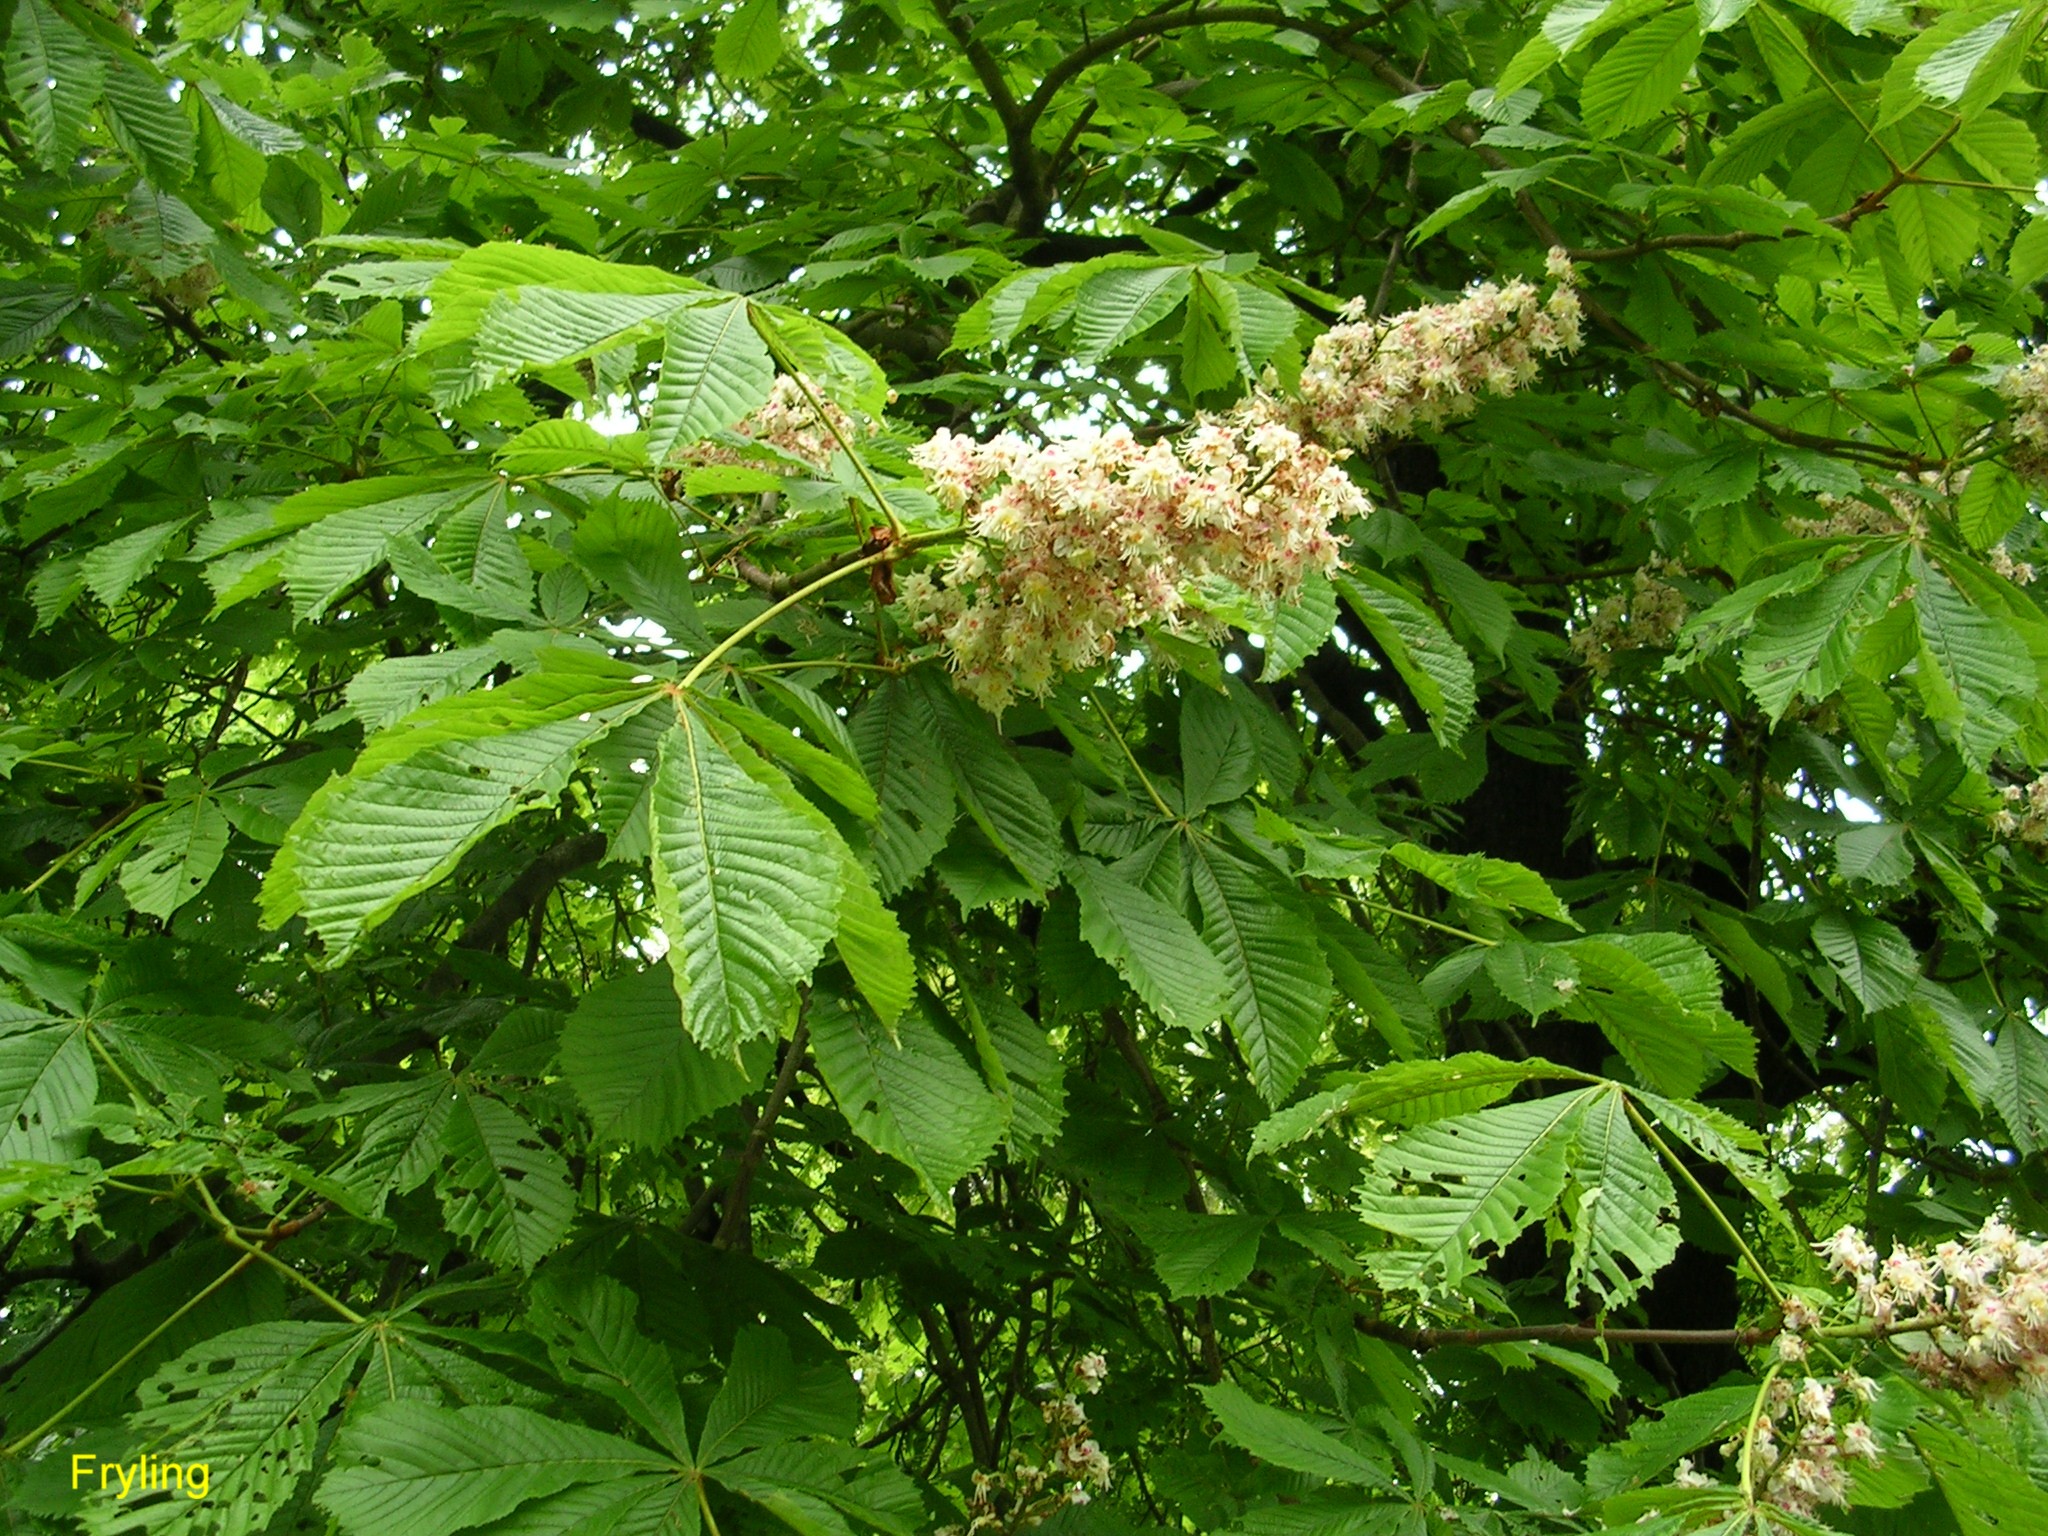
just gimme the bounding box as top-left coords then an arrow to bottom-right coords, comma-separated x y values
1070,854 -> 1230,1031
1198,1382 -> 1393,1489
559,962 -> 762,1148
2,0 -> 105,165
436,1090 -> 578,1272
808,993 -> 1003,1201
1188,838 -> 1334,1104
648,711 -> 845,1054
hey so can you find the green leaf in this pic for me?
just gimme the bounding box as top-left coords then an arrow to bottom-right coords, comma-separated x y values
2011,217 -> 2048,286
321,1401 -> 671,1536
1262,571 -> 1338,680
1916,10 -> 2021,105
1991,1017 -> 2048,1154
1911,552 -> 2035,745
1128,1211 -> 1268,1298
1408,183 -> 1499,248
118,796 -> 230,918
713,0 -> 785,82
1181,684 -> 1257,811
1914,1419 -> 2048,1536
833,853 -> 913,1029
1579,12 -> 1701,135
100,56 -> 196,187
1564,1084 -> 1680,1306
1335,571 -> 1477,746
1348,1053 -> 1585,1126
0,1019 -> 93,1162
1812,911 -> 1920,1012
128,1320 -> 373,1536
1197,1381 -> 1392,1489
344,646 -> 500,734
1188,838 -> 1334,1104
696,696 -> 878,821
314,1076 -> 458,1218
1074,263 -> 1194,363
1358,1090 -> 1588,1292
809,993 -> 1003,1200
1071,855 -> 1230,1031
1384,843 -> 1574,924
980,989 -> 1065,1151
276,480 -> 492,622
649,712 -> 844,1054
269,715 -> 618,960
645,297 -> 776,460
1583,1386 -> 1757,1497
532,1275 -> 693,1462
1957,460 -> 2026,550
1183,270 -> 1245,394
560,963 -> 762,1148
1739,548 -> 1906,721
698,1325 -> 858,1466
1563,935 -> 1752,1096
437,1090 -> 577,1271
915,672 -> 1062,892
1313,909 -> 1441,1058
2,0 -> 105,166
851,678 -> 956,897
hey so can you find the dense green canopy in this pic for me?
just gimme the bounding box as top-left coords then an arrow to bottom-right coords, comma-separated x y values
3,2 -> 2048,1533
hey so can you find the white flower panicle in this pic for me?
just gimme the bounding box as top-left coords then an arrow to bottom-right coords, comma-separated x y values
674,373 -> 863,473
937,1355 -> 1115,1536
2001,355 -> 2048,485
1820,1219 -> 2048,1396
1990,774 -> 2048,846
1569,556 -> 1690,674
1290,249 -> 1583,451
1709,1366 -> 1883,1520
903,402 -> 1363,710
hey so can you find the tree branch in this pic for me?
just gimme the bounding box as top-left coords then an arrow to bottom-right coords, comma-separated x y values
713,1014 -> 811,1251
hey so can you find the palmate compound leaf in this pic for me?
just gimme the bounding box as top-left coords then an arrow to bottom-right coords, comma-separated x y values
1187,837 -> 1334,1104
110,1320 -> 373,1536
1362,1084 -> 1685,1306
649,709 -> 845,1055
318,1401 -> 675,1536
